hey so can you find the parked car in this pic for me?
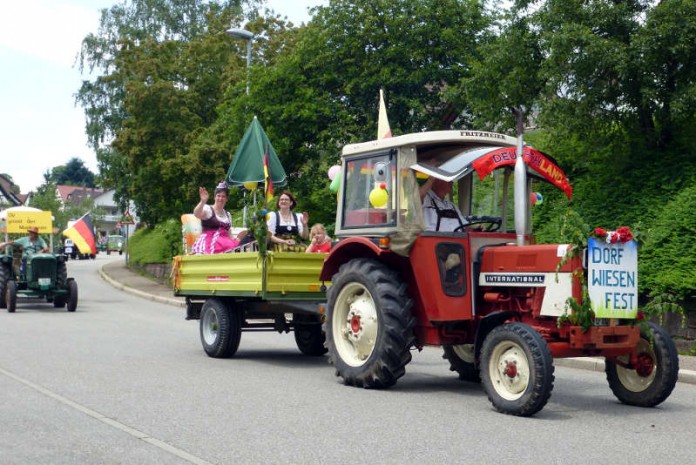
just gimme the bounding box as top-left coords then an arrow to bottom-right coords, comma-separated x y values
106,235 -> 124,255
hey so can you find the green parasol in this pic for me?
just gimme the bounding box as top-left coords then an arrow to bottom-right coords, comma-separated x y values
226,116 -> 288,188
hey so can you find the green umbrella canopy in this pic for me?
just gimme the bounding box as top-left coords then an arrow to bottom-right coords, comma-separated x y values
226,116 -> 288,188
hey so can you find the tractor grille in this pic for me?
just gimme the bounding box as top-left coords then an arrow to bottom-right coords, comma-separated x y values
28,256 -> 57,282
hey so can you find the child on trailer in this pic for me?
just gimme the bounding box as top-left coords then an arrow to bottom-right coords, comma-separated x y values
305,223 -> 332,253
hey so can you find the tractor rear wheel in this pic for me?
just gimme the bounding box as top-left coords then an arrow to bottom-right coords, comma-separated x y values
6,280 -> 17,313
293,314 -> 327,356
199,298 -> 242,358
480,322 -> 554,416
443,344 -> 480,383
326,258 -> 415,388
606,322 -> 678,407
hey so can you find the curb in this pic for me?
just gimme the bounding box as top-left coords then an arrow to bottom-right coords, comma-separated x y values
556,357 -> 696,385
98,266 -> 186,308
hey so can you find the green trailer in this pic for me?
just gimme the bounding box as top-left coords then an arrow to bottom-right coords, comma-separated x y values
172,250 -> 329,358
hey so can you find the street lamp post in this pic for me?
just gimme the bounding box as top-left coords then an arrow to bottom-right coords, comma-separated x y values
226,27 -> 254,96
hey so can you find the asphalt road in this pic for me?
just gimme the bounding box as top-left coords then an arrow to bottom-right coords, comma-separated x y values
1,254 -> 695,465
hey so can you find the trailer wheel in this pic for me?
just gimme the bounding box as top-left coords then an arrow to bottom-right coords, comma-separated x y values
605,322 -> 678,407
293,314 -> 327,356
200,298 -> 242,358
326,258 -> 415,388
66,280 -> 78,312
6,280 -> 17,313
480,322 -> 554,416
443,344 -> 480,382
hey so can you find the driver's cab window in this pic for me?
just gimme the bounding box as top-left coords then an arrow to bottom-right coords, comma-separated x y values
471,170 -> 535,233
343,152 -> 396,228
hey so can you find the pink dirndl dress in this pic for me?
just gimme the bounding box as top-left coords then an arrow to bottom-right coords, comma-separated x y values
190,207 -> 240,254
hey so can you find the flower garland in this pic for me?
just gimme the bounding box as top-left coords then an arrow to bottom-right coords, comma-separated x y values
592,226 -> 633,244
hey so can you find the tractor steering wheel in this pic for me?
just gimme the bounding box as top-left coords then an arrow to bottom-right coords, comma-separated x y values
456,216 -> 502,232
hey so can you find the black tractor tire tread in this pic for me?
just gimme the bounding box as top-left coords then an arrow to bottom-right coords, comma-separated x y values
6,280 -> 17,313
66,280 -> 78,312
0,264 -> 9,309
325,258 -> 416,389
443,345 -> 481,383
294,314 -> 328,356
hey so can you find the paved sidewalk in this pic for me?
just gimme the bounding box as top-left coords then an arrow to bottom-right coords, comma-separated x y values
99,260 -> 696,385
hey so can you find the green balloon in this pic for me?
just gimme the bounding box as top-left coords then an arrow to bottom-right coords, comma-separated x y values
329,171 -> 341,193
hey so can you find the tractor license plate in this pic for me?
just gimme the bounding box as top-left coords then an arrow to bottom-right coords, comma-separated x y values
65,247 -> 73,254
38,278 -> 51,287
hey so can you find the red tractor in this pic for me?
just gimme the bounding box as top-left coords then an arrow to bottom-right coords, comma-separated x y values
320,130 -> 678,416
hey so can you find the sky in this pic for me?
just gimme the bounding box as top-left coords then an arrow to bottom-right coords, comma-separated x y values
0,0 -> 327,195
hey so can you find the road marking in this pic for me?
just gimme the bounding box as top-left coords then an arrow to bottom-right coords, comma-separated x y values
0,367 -> 213,465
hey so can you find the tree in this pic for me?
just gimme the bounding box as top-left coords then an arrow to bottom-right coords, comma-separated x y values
77,0 -> 254,225
50,158 -> 96,187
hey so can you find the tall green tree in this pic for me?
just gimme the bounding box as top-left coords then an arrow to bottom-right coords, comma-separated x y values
77,0 -> 253,225
50,158 -> 96,187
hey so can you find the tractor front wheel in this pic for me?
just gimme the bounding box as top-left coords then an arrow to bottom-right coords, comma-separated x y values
66,280 -> 78,312
605,322 -> 678,407
0,264 -> 9,309
325,259 -> 415,389
199,298 -> 242,358
480,322 -> 554,416
6,280 -> 17,313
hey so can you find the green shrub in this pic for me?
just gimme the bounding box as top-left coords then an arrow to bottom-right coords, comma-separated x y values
640,185 -> 696,300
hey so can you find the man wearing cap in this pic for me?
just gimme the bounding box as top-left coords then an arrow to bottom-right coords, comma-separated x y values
1,226 -> 49,256
0,227 -> 49,278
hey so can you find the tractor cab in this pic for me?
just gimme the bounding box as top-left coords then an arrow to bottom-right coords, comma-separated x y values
324,130 -> 573,345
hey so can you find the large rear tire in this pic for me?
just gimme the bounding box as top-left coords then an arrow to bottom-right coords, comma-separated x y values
605,322 -> 678,407
6,280 -> 17,313
443,344 -> 480,383
480,322 -> 554,416
200,298 -> 242,358
325,258 -> 415,388
66,280 -> 78,312
293,314 -> 327,356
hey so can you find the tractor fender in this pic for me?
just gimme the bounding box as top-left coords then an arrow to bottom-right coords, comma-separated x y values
320,237 -> 387,281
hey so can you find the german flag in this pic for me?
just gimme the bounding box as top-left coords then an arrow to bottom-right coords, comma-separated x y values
63,213 -> 97,255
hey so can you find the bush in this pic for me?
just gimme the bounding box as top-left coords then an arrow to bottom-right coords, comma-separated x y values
640,185 -> 696,300
127,219 -> 182,265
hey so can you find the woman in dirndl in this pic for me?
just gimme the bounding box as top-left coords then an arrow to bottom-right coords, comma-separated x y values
191,181 -> 247,254
266,191 -> 309,251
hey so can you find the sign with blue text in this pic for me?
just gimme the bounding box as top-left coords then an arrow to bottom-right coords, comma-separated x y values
587,238 -> 638,319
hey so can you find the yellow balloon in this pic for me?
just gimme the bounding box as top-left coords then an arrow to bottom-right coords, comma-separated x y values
243,181 -> 258,190
369,187 -> 388,208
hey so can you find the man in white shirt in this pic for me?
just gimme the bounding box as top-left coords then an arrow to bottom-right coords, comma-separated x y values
420,177 -> 468,232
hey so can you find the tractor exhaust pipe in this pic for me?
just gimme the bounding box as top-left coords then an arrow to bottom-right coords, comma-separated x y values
513,108 -> 527,247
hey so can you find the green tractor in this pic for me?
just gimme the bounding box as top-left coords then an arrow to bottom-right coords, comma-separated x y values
0,208 -> 78,313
